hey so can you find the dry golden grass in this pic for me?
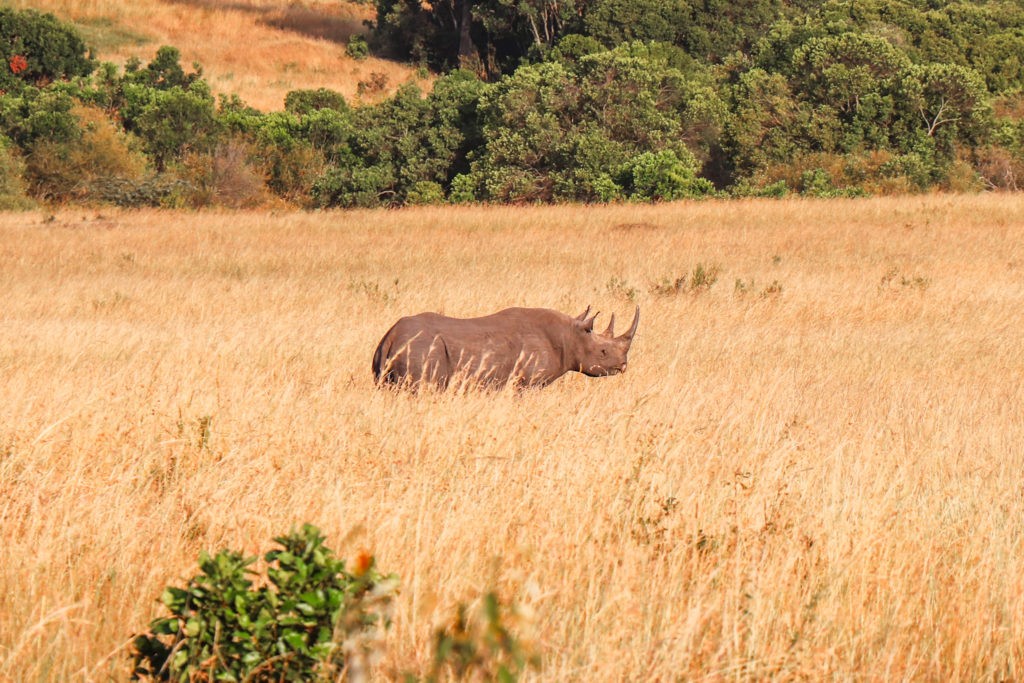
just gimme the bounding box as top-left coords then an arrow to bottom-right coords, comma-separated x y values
2,195 -> 1024,680
8,0 -> 426,111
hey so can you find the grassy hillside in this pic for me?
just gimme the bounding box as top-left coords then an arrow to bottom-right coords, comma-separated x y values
2,196 -> 1023,679
3,0 -> 426,110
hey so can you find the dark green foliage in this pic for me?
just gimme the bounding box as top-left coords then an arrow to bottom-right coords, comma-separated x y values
123,46 -> 199,90
6,0 -> 1024,205
0,8 -> 94,93
0,86 -> 79,149
346,34 -> 370,60
678,0 -> 791,62
461,43 -> 723,202
546,33 -> 605,66
583,0 -> 689,47
313,71 -> 486,207
106,48 -> 218,171
372,0 -> 593,77
284,88 -> 349,115
626,149 -> 715,200
130,524 -> 398,682
121,81 -> 219,171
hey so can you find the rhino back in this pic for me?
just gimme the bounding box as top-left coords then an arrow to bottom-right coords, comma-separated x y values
375,308 -> 572,387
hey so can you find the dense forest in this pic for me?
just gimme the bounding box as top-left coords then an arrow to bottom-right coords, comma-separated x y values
1,0 -> 1023,208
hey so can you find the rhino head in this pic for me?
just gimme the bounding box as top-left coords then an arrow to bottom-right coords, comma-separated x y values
572,305 -> 640,377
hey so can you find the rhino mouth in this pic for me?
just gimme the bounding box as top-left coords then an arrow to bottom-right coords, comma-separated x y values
588,364 -> 625,376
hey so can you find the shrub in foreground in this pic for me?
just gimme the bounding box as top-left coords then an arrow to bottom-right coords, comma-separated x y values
130,525 -> 539,682
130,524 -> 398,681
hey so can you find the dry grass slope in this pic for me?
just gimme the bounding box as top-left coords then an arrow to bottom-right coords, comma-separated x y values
7,0 -> 425,110
1,195 -> 1024,680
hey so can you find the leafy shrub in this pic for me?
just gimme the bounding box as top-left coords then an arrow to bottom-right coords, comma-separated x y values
0,86 -> 80,150
130,524 -> 398,682
448,173 -> 479,203
312,163 -> 397,208
798,168 -> 838,197
583,0 -> 689,47
130,525 -> 541,682
0,8 -> 94,93
357,72 -> 389,98
626,149 -> 714,201
122,81 -> 219,171
729,179 -> 789,198
467,47 -> 720,202
346,34 -> 370,60
0,91 -> 148,202
123,45 -> 199,90
284,88 -> 349,115
406,180 -> 445,205
974,144 -> 1023,191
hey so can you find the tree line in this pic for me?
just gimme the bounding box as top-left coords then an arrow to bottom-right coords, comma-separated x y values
1,1 -> 1023,209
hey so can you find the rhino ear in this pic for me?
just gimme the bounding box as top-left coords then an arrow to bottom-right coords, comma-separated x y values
575,305 -> 591,322
575,311 -> 598,333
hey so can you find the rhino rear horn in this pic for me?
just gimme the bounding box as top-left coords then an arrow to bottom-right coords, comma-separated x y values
603,313 -> 615,336
619,306 -> 639,342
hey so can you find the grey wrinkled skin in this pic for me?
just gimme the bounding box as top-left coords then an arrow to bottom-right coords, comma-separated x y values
372,306 -> 639,390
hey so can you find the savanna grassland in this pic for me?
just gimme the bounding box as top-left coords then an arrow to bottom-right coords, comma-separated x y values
2,195 -> 1024,680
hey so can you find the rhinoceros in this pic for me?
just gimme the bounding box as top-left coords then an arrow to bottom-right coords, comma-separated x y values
372,305 -> 639,389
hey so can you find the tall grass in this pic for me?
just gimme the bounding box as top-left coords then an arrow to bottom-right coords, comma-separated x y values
1,196 -> 1023,680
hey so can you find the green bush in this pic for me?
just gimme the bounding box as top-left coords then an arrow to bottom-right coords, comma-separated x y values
448,172 -> 479,203
582,0 -> 689,47
465,46 -> 721,202
284,88 -> 349,116
0,7 -> 94,93
0,86 -> 80,149
4,0 -> 1024,205
346,34 -> 370,60
123,45 -> 199,90
130,524 -> 398,682
406,180 -> 445,204
626,149 -> 714,200
312,163 -> 397,207
122,81 -> 220,171
130,525 -> 540,682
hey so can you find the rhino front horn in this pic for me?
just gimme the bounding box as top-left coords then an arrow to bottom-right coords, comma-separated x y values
619,306 -> 639,342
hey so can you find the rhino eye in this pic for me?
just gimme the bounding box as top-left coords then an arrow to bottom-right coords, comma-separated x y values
600,348 -> 608,356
